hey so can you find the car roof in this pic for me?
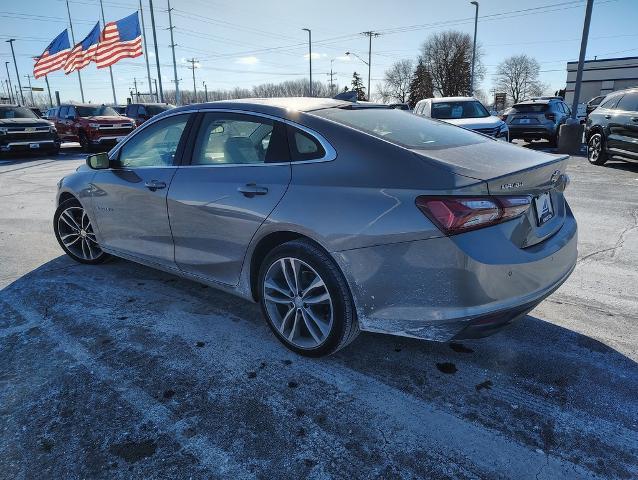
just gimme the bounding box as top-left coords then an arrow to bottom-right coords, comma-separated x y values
514,99 -> 553,105
0,104 -> 22,108
172,97 -> 352,114
430,96 -> 478,103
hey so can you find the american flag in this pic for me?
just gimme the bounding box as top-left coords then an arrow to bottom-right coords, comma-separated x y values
64,22 -> 101,74
96,12 -> 143,69
33,30 -> 70,79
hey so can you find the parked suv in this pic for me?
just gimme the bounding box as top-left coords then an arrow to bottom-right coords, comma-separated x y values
414,97 -> 509,140
0,104 -> 60,157
51,104 -> 135,152
585,87 -> 638,166
125,103 -> 174,126
504,98 -> 571,146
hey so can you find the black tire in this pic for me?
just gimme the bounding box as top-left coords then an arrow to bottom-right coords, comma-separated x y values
258,239 -> 359,357
54,198 -> 109,264
587,132 -> 608,166
78,131 -> 91,153
548,129 -> 559,148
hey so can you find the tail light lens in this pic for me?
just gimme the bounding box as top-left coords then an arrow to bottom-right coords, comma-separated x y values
415,196 -> 532,235
545,112 -> 556,122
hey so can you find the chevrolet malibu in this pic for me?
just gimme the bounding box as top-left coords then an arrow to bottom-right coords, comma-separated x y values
54,98 -> 577,357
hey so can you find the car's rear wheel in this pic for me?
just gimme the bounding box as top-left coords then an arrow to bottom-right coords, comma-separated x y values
54,198 -> 109,264
258,239 -> 359,357
587,133 -> 608,165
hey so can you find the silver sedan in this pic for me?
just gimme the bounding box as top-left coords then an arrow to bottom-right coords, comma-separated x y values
54,98 -> 577,356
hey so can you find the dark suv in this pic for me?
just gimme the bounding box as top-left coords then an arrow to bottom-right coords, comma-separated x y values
0,105 -> 60,157
124,103 -> 174,127
586,88 -> 638,166
504,97 -> 571,146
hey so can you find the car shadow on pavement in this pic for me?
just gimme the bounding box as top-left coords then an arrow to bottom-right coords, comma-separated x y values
601,160 -> 638,172
2,255 -> 637,479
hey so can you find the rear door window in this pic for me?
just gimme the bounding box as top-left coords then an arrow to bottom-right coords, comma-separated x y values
599,94 -> 622,110
616,92 -> 638,112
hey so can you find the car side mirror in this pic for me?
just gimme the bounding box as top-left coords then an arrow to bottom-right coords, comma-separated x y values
86,152 -> 110,170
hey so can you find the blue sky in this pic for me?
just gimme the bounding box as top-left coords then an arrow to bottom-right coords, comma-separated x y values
1,0 -> 637,104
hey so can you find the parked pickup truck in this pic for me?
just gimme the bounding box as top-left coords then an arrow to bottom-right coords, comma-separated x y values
0,104 -> 60,157
51,104 -> 136,152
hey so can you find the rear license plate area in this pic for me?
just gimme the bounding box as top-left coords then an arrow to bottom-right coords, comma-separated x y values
534,192 -> 554,225
29,143 -> 40,149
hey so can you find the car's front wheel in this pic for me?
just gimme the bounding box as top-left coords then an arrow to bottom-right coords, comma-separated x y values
54,198 -> 109,264
587,133 -> 608,165
258,239 -> 359,357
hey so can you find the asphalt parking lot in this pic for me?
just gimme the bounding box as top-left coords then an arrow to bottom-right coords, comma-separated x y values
1,144 -> 637,479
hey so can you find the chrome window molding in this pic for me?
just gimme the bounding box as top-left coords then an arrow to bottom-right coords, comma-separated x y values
108,107 -> 337,168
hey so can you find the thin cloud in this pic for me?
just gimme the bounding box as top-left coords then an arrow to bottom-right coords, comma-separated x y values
304,52 -> 327,60
235,56 -> 259,65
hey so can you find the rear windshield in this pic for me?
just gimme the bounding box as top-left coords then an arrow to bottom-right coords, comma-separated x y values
76,105 -> 119,117
511,103 -> 548,113
313,107 -> 488,150
431,100 -> 489,119
0,106 -> 38,119
146,105 -> 174,115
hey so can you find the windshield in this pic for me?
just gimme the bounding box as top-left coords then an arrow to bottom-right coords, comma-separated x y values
313,107 -> 488,150
76,105 -> 119,117
146,105 -> 174,115
431,100 -> 490,119
0,107 -> 38,119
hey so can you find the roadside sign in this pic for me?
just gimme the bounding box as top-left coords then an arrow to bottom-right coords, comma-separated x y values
494,92 -> 507,112
22,87 -> 44,92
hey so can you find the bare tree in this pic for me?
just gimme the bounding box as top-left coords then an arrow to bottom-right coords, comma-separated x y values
419,30 -> 484,97
378,59 -> 413,103
493,54 -> 545,104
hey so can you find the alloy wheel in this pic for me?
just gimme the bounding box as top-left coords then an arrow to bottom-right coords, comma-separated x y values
589,135 -> 601,162
57,205 -> 102,261
263,257 -> 333,349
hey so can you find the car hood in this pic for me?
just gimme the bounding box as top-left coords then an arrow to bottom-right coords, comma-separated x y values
410,139 -> 565,184
82,116 -> 133,123
440,116 -> 503,129
0,118 -> 52,127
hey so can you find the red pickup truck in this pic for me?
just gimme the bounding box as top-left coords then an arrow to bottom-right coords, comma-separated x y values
51,104 -> 136,152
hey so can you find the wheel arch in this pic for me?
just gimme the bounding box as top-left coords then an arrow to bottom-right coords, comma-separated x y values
586,124 -> 605,142
58,191 -> 78,206
248,230 -> 333,302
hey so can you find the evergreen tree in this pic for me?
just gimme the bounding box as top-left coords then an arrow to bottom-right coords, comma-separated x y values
407,59 -> 434,108
351,72 -> 366,101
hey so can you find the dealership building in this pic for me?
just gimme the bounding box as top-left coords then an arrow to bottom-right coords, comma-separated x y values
565,56 -> 638,104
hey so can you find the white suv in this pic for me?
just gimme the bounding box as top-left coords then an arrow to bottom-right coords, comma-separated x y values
414,97 -> 509,141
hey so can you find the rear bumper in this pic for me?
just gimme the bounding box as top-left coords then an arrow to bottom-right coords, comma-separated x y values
333,206 -> 578,342
508,125 -> 554,139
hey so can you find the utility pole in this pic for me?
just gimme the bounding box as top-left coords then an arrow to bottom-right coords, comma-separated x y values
187,58 -> 198,102
148,0 -> 164,102
470,1 -> 479,94
361,31 -> 379,101
203,81 -> 208,102
65,0 -> 85,102
24,74 -> 35,106
44,76 -> 53,107
301,28 -> 312,96
328,59 -> 336,95
4,63 -> 13,103
133,77 -> 139,101
571,0 -> 594,119
139,0 -> 153,101
99,0 -> 118,105
6,40 -> 25,105
167,0 -> 180,105
153,78 -> 159,102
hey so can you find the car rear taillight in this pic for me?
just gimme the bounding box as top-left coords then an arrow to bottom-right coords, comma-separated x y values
415,196 -> 531,235
545,112 -> 556,122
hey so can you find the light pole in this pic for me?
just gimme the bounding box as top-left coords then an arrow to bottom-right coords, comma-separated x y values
470,1 -> 479,95
345,51 -> 369,98
24,74 -> 35,106
6,40 -> 24,105
4,62 -> 14,103
203,81 -> 208,102
302,28 -> 312,96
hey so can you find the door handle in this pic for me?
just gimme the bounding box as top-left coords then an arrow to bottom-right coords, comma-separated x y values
237,183 -> 268,197
144,180 -> 166,191
604,114 -> 611,119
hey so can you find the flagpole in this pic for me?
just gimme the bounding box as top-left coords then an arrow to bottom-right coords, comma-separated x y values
65,0 -> 85,102
148,0 -> 164,102
45,76 -> 53,108
98,0 -> 117,105
139,0 -> 153,103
